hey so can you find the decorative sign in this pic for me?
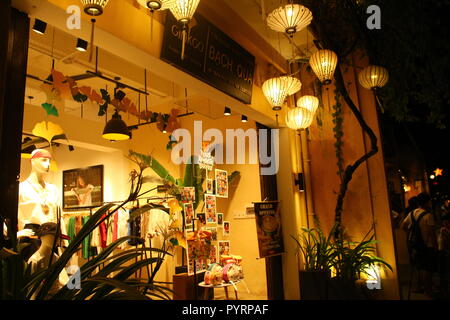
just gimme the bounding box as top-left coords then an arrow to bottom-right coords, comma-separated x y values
161,13 -> 255,104
253,201 -> 284,258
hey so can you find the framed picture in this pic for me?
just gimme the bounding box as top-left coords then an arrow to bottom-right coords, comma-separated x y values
215,169 -> 228,198
181,187 -> 195,203
217,213 -> 223,225
196,213 -> 206,226
205,194 -> 217,223
206,178 -> 214,194
184,203 -> 195,230
223,221 -> 230,236
63,165 -> 103,209
218,240 -> 230,256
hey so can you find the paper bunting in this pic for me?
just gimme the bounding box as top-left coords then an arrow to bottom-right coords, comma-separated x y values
32,121 -> 64,144
98,102 -> 108,116
39,83 -> 61,103
41,102 -> 59,117
165,108 -> 181,133
51,69 -> 72,100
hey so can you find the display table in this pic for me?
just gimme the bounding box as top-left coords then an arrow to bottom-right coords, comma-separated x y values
198,281 -> 241,300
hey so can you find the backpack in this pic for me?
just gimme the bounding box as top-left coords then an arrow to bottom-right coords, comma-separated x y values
407,211 -> 428,261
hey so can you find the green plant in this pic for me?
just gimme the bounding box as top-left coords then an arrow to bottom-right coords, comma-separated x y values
291,224 -> 338,272
331,228 -> 393,281
0,150 -> 176,300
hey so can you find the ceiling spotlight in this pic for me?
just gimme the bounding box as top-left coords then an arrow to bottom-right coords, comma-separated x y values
114,89 -> 126,101
224,107 -> 231,116
241,115 -> 248,123
102,110 -> 130,141
76,38 -> 88,52
32,19 -> 47,35
21,137 -> 37,159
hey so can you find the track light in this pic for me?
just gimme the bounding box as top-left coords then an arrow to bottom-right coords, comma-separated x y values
32,19 -> 47,35
224,107 -> 231,116
76,38 -> 88,52
114,89 -> 126,101
241,115 -> 248,123
102,110 -> 130,141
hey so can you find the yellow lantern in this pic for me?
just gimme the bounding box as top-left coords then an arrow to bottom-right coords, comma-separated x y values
358,65 -> 389,89
262,77 -> 290,111
296,95 -> 319,113
309,49 -> 338,84
285,106 -> 315,130
280,75 -> 302,95
266,4 -> 313,36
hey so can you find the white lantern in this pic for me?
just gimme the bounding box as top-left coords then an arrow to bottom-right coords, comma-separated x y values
280,75 -> 302,95
358,65 -> 389,89
309,49 -> 338,84
266,4 -> 313,36
296,95 -> 319,113
285,106 -> 315,130
262,77 -> 290,111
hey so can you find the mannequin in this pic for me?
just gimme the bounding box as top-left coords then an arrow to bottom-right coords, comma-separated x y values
17,149 -> 66,260
28,222 -> 70,298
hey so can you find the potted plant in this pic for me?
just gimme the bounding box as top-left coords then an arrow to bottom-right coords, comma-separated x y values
291,223 -> 337,300
328,228 -> 393,300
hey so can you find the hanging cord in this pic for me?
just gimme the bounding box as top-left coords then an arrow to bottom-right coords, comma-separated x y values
150,10 -> 154,42
373,89 -> 385,113
89,19 -> 96,63
181,24 -> 187,60
144,68 -> 149,115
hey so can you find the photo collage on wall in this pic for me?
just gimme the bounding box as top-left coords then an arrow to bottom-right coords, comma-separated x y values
184,146 -> 234,275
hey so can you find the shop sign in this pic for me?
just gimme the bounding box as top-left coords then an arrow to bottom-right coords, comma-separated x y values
253,201 -> 284,258
161,13 -> 255,104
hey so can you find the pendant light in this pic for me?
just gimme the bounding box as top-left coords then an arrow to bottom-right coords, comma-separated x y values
309,49 -> 338,85
358,65 -> 389,90
266,4 -> 313,37
137,0 -> 175,11
169,0 -> 201,60
262,77 -> 290,111
224,107 -> 231,116
80,0 -> 110,16
285,106 -> 315,130
296,95 -> 319,113
280,75 -> 302,95
241,115 -> 248,123
102,110 -> 131,141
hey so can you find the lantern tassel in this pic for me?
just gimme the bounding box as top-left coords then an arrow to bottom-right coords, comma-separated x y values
181,25 -> 188,60
89,19 -> 96,63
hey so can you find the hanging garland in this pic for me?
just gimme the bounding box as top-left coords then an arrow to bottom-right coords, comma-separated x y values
37,69 -> 180,135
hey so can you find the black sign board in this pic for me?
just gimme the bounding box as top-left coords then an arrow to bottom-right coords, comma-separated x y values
161,13 -> 255,104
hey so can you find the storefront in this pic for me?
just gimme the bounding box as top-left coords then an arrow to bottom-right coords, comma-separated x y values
1,0 -> 401,301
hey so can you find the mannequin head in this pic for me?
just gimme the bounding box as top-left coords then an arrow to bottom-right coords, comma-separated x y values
30,149 -> 52,175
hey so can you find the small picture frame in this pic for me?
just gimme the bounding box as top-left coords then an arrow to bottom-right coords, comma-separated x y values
217,213 -> 223,226
223,221 -> 230,236
181,187 -> 195,203
206,178 -> 214,194
196,213 -> 206,225
184,203 -> 195,230
63,165 -> 103,209
215,169 -> 228,198
218,240 -> 230,256
205,194 -> 217,223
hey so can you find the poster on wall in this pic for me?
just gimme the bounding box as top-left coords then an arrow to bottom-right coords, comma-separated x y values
218,240 -> 230,256
215,169 -> 228,198
205,194 -> 217,223
253,201 -> 284,258
206,178 -> 214,194
62,165 -> 103,209
186,231 -> 213,275
184,203 -> 195,231
217,213 -> 223,225
181,187 -> 196,203
223,221 -> 230,236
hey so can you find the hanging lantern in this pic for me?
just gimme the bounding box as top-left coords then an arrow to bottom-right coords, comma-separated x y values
358,65 -> 389,89
309,49 -> 338,85
262,77 -> 290,111
170,0 -> 201,60
137,0 -> 175,11
266,4 -> 313,36
280,75 -> 302,95
285,106 -> 315,130
80,0 -> 110,16
296,95 -> 319,113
